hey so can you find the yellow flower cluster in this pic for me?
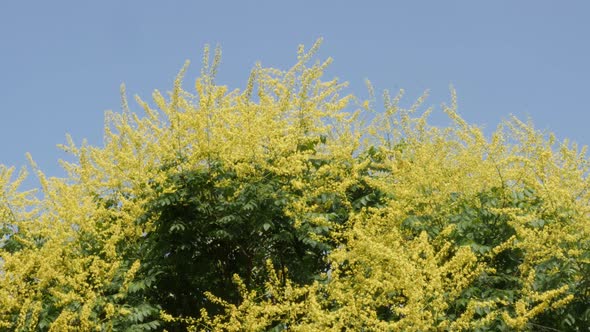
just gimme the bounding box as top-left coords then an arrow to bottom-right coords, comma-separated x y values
0,40 -> 588,331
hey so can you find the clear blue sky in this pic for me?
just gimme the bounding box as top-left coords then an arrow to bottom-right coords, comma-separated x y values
1,1 -> 589,185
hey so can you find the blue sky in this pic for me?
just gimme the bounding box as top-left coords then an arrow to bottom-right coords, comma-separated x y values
1,1 -> 589,185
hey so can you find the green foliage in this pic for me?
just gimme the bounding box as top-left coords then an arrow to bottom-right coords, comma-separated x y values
134,160 -> 332,327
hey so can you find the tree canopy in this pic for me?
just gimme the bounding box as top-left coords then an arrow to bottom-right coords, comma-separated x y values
0,40 -> 589,331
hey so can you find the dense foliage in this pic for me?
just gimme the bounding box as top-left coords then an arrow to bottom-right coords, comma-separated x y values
1,41 -> 589,331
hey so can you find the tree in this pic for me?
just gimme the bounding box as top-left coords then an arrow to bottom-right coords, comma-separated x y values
0,40 -> 588,331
